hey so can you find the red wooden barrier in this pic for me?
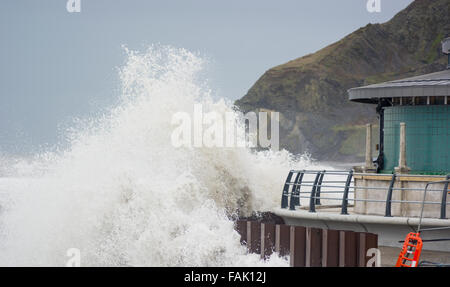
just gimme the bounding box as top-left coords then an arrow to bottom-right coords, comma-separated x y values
235,220 -> 378,267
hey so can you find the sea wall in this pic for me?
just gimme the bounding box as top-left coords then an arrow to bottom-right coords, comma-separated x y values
354,175 -> 449,218
235,220 -> 378,267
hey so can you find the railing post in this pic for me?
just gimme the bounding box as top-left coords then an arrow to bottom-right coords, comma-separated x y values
341,170 -> 354,215
440,175 -> 450,219
281,171 -> 294,209
290,171 -> 304,210
315,170 -> 326,205
309,171 -> 322,213
385,174 -> 397,217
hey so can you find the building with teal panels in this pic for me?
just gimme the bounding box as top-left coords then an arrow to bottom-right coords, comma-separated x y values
348,38 -> 450,175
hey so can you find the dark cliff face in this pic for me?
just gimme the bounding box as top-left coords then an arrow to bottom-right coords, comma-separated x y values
235,0 -> 450,162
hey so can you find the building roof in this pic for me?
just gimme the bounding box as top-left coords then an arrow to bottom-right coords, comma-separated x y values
348,69 -> 450,104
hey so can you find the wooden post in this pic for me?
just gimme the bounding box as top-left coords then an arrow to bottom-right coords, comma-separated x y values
247,221 -> 261,254
357,232 -> 378,267
306,227 -> 322,267
290,226 -> 306,267
275,224 -> 290,257
322,229 -> 339,267
261,223 -> 275,259
339,231 -> 357,267
235,220 -> 247,245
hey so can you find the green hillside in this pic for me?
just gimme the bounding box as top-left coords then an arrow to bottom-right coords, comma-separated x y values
235,0 -> 449,162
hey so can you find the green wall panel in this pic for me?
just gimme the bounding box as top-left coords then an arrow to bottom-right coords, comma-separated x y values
382,105 -> 449,174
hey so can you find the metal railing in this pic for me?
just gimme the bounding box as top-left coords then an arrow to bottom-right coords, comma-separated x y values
281,170 -> 450,219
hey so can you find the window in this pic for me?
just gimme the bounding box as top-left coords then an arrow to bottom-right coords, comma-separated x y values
414,97 -> 427,105
401,97 -> 413,105
430,96 -> 445,105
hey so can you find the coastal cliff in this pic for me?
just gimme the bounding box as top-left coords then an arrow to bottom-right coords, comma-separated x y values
235,0 -> 449,161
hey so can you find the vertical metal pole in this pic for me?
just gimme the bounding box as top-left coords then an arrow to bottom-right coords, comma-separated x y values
375,103 -> 385,172
281,171 -> 294,209
440,175 -> 450,219
341,170 -> 354,215
448,53 -> 450,70
309,172 -> 322,213
418,183 -> 431,233
315,170 -> 326,205
290,171 -> 304,210
385,174 -> 396,217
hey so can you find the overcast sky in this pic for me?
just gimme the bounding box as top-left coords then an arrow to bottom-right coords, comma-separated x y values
0,0 -> 414,155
